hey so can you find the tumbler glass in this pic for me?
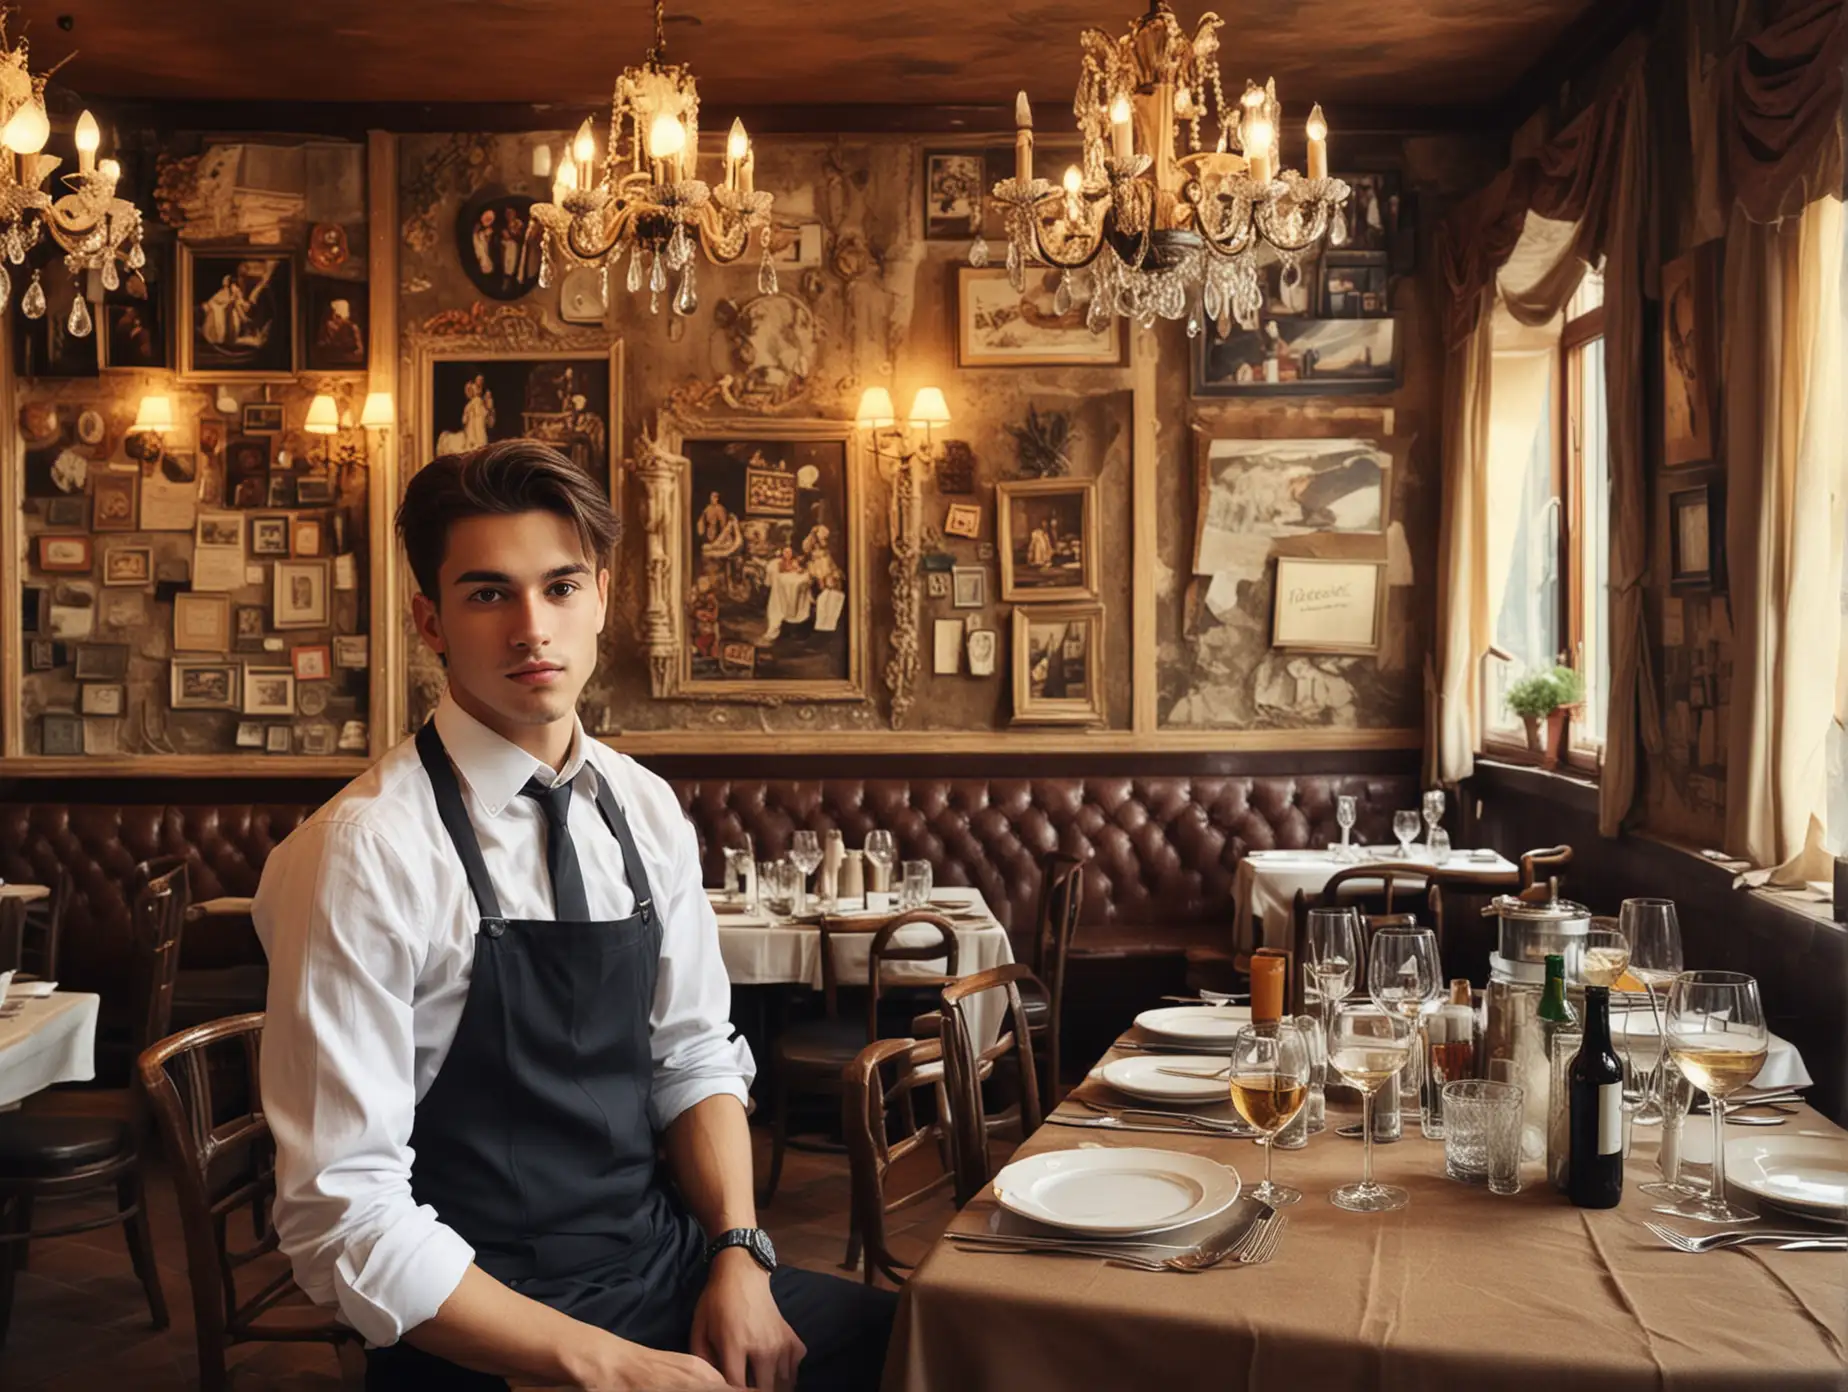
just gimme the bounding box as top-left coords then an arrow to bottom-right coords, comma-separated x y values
901,860 -> 933,910
1443,1079 -> 1525,1195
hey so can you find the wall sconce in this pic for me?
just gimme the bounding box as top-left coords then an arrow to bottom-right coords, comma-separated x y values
855,385 -> 951,476
304,393 -> 341,435
129,393 -> 174,436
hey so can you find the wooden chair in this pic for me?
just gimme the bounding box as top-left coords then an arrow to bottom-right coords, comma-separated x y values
138,1013 -> 359,1392
841,1036 -> 956,1288
2,867 -> 68,982
1019,854 -> 1082,1103
1519,845 -> 1573,892
937,963 -> 1044,1207
762,910 -> 959,1203
1425,864 -> 1521,985
0,865 -> 185,1345
1288,865 -> 1431,1012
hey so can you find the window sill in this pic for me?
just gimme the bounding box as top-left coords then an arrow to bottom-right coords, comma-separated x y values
1469,756 -> 1601,816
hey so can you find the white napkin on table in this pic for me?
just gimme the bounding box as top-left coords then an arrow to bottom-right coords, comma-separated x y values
3,977 -> 56,998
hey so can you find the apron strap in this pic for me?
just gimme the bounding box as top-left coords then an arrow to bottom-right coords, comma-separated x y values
415,720 -> 507,925
590,771 -> 656,928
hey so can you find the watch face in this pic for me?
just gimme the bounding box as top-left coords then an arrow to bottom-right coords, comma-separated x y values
750,1229 -> 777,1268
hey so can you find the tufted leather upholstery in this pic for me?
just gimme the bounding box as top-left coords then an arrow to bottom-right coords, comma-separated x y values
0,770 -> 1414,1062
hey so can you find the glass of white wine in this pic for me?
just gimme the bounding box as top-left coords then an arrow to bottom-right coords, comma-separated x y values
1305,908 -> 1359,1045
1621,898 -> 1683,1124
1228,1025 -> 1311,1207
1579,923 -> 1631,988
1664,970 -> 1768,1224
1328,1002 -> 1416,1213
789,830 -> 821,916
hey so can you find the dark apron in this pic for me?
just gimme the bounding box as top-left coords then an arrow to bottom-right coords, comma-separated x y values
364,721 -> 707,1390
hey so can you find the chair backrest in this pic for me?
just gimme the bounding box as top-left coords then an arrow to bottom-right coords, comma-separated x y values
131,866 -> 188,1057
1036,854 -> 1082,1020
938,962 -> 1043,1206
1519,845 -> 1572,891
3,867 -> 69,981
136,1013 -> 281,1351
819,910 -> 960,1042
841,1035 -> 954,1287
0,897 -> 23,975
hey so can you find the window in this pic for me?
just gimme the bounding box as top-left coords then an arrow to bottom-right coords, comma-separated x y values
1482,267 -> 1610,766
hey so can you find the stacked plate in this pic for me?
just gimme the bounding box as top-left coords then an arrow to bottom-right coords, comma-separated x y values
990,1147 -> 1242,1236
1132,1004 -> 1251,1047
1725,1133 -> 1848,1226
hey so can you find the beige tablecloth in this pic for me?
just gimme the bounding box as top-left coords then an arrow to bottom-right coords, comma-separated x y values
0,883 -> 50,904
887,1035 -> 1846,1391
1233,847 -> 1521,952
0,991 -> 99,1109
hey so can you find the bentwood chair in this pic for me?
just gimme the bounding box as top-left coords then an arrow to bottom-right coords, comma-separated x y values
1019,854 -> 1083,1103
762,910 -> 959,1204
937,963 -> 1044,1207
0,865 -> 186,1345
1,866 -> 69,982
138,1013 -> 360,1392
841,1036 -> 957,1287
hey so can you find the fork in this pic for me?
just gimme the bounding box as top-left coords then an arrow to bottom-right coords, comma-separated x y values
1237,1212 -> 1287,1266
1103,1203 -> 1276,1273
1072,1097 -> 1254,1134
1156,1064 -> 1232,1081
1645,1221 -> 1848,1253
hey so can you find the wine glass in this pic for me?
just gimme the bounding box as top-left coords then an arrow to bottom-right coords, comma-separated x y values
723,846 -> 755,907
1392,810 -> 1421,858
863,830 -> 897,908
1305,907 -> 1359,1050
1637,1055 -> 1703,1200
1336,795 -> 1358,860
1421,789 -> 1445,844
1368,924 -> 1442,1111
1622,898 -> 1682,1123
789,831 -> 821,916
1327,1002 -> 1416,1212
1663,971 -> 1768,1224
818,828 -> 845,911
1229,1024 -> 1311,1207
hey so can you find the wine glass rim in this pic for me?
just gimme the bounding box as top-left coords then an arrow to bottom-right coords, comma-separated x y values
1671,969 -> 1755,985
1621,897 -> 1676,909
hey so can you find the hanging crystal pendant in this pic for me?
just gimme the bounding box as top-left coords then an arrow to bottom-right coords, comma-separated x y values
4,224 -> 24,265
968,234 -> 990,268
21,268 -> 45,318
1330,207 -> 1348,247
626,245 -> 645,294
1053,271 -> 1073,317
101,259 -> 120,292
67,292 -> 92,337
1085,294 -> 1110,335
1186,315 -> 1200,338
648,251 -> 667,295
673,262 -> 698,317
536,239 -> 553,289
126,237 -> 146,270
757,245 -> 778,296
1005,237 -> 1023,292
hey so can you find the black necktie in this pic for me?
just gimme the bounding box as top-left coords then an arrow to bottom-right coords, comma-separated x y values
519,777 -> 591,921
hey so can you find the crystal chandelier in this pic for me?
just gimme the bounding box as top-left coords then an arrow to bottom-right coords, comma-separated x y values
529,0 -> 777,317
0,16 -> 145,335
982,0 -> 1349,337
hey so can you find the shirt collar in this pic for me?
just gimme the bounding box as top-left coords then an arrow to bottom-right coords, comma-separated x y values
433,691 -> 592,817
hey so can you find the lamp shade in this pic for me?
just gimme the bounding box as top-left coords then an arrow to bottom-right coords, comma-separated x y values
303,393 -> 340,435
854,386 -> 896,429
359,391 -> 396,428
129,393 -> 174,434
906,387 -> 951,428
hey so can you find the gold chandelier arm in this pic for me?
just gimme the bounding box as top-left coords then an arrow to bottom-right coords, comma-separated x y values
1252,198 -> 1333,255
565,203 -> 639,264
1183,181 -> 1259,259
1015,195 -> 1110,271
692,204 -> 755,265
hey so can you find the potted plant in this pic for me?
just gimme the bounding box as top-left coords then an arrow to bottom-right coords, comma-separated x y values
1505,672 -> 1559,759
1542,664 -> 1586,769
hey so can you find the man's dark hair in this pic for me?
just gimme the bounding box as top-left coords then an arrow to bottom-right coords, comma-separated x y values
396,439 -> 621,601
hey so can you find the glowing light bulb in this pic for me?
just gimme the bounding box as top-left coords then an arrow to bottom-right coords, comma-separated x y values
1305,105 -> 1327,143
1241,83 -> 1264,110
1247,117 -> 1273,154
572,118 -> 596,166
1109,93 -> 1133,127
556,154 -> 577,191
74,110 -> 99,153
727,118 -> 749,163
3,98 -> 49,155
1062,164 -> 1083,196
647,112 -> 687,161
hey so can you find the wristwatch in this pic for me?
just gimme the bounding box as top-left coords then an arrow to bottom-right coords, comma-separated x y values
704,1226 -> 777,1273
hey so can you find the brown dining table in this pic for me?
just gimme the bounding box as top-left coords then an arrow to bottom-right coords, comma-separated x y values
884,1030 -> 1847,1391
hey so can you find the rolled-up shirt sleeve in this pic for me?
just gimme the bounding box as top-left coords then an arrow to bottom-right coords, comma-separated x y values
254,820 -> 475,1348
647,811 -> 756,1131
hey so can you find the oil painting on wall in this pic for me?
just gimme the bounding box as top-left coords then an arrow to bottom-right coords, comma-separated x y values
1194,437 -> 1390,574
425,349 -> 621,493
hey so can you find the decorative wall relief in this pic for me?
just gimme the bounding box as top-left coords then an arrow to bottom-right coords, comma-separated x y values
1005,403 -> 1075,478
713,293 -> 818,411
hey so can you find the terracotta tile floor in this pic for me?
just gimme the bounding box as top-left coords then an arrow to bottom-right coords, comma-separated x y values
2,1132 -> 959,1390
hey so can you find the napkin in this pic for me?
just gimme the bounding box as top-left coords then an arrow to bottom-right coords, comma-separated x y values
4,978 -> 56,998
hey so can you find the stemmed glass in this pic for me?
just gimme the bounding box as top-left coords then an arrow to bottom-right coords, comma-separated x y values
1392,810 -> 1422,858
1663,971 -> 1768,1224
1621,898 -> 1683,1124
1328,1002 -> 1416,1212
818,829 -> 845,911
1367,924 -> 1442,1115
723,846 -> 756,909
1305,907 -> 1360,1050
1336,795 -> 1358,861
1637,1055 -> 1702,1200
863,830 -> 897,908
1229,1024 -> 1311,1207
789,831 -> 821,917
1421,789 -> 1445,845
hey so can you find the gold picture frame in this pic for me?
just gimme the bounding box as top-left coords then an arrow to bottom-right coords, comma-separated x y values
178,246 -> 298,382
1270,555 -> 1386,654
955,265 -> 1127,368
995,477 -> 1100,603
1011,604 -> 1105,726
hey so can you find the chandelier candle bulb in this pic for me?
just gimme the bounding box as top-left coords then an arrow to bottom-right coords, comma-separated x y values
1305,103 -> 1328,180
1246,116 -> 1273,184
726,118 -> 749,189
3,95 -> 48,155
1109,93 -> 1134,159
74,109 -> 99,174
1014,91 -> 1034,184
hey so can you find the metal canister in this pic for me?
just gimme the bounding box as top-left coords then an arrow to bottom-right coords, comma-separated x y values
1482,883 -> 1591,1160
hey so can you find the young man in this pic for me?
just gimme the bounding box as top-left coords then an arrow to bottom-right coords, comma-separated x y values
255,440 -> 894,1391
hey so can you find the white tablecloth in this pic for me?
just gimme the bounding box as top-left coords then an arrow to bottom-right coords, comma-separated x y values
714,886 -> 1016,1048
0,990 -> 99,1109
1234,846 -> 1521,951
0,883 -> 51,905
1610,1003 -> 1811,1091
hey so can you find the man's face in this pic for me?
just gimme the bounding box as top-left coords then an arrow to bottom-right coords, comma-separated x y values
412,510 -> 609,742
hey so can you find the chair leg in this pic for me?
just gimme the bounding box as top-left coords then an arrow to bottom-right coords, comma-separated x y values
760,1072 -> 789,1205
118,1169 -> 170,1331
0,1194 -> 29,1349
841,1208 -> 862,1275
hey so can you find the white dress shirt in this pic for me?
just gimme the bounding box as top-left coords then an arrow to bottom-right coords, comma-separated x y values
253,693 -> 755,1347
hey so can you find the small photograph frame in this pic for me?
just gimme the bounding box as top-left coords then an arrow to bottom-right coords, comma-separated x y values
235,720 -> 265,748
966,628 -> 998,677
243,665 -> 297,716
950,566 -> 987,609
28,639 -> 58,670
102,545 -> 153,587
1669,482 -> 1718,591
294,477 -> 335,505
932,617 -> 964,675
242,402 -> 285,434
1012,603 -> 1106,726
196,511 -> 244,550
73,642 -> 129,681
265,724 -> 293,754
332,634 -> 369,668
250,515 -> 292,557
92,470 -> 139,531
170,659 -> 240,709
233,605 -> 268,651
80,683 -> 125,716
41,712 -> 85,756
943,502 -> 982,540
926,572 -> 951,600
291,518 -> 325,557
267,475 -> 297,509
300,723 -> 338,756
173,592 -> 233,652
995,477 -> 1100,602
273,560 -> 332,629
180,247 -> 296,380
1270,555 -> 1386,654
292,644 -> 332,681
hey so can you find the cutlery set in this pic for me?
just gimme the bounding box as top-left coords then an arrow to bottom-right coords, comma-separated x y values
1644,1221 -> 1845,1253
948,1200 -> 1285,1272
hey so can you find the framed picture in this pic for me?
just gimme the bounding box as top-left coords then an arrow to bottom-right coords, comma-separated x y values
995,477 -> 1099,602
1192,435 -> 1397,574
44,495 -> 88,527
28,639 -> 59,670
14,255 -> 98,378
301,724 -> 337,756
303,275 -> 369,371
943,502 -> 982,539
225,436 -> 273,508
235,720 -> 265,748
196,511 -> 243,550
36,534 -> 93,573
1012,604 -> 1105,726
250,515 -> 292,557
1669,483 -> 1718,591
1195,314 -> 1399,396
932,617 -> 964,675
922,150 -> 988,239
455,190 -> 543,302
1271,555 -> 1386,654
951,566 -> 987,609
1321,259 -> 1391,318
171,659 -> 239,709
102,545 -> 153,587
267,474 -> 297,508
180,248 -> 295,379
174,592 -> 232,652
41,712 -> 85,756
1334,171 -> 1413,268
642,416 -> 867,701
291,518 -> 325,557
966,628 -> 997,677
100,286 -> 168,371
80,683 -> 125,716
243,665 -> 297,716
273,560 -> 331,629
956,266 -> 1126,368
234,605 -> 268,650
422,346 -> 624,497
292,644 -> 332,681
265,724 -> 293,754
241,403 -> 284,434
333,634 -> 369,667
294,477 -> 334,505
1662,247 -> 1714,467
92,470 -> 139,531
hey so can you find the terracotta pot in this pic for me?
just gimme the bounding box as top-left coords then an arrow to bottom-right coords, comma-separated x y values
1521,713 -> 1543,755
1541,706 -> 1576,770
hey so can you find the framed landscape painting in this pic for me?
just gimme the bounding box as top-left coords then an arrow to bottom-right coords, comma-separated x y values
1192,435 -> 1396,575
956,266 -> 1125,368
1195,314 -> 1398,396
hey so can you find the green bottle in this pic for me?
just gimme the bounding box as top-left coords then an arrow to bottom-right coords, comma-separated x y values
1537,952 -> 1577,1061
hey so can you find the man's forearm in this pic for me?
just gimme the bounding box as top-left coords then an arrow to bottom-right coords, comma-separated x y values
400,1265 -> 618,1385
662,1093 -> 757,1237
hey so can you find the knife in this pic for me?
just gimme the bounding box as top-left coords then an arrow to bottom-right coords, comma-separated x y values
1045,1115 -> 1245,1138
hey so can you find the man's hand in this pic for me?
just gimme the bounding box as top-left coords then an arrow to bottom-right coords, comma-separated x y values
512,1334 -> 736,1391
690,1248 -> 805,1391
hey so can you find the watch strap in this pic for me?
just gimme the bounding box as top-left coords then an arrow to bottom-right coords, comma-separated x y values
704,1226 -> 775,1272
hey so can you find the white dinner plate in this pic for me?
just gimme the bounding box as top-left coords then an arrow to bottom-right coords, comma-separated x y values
1725,1133 -> 1848,1220
991,1147 -> 1240,1236
1093,1054 -> 1228,1104
1132,1004 -> 1253,1043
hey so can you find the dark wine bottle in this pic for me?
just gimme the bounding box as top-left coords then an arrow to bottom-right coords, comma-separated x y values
1567,985 -> 1624,1208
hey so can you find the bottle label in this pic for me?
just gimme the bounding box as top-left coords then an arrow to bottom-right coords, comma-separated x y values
1598,1081 -> 1623,1155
